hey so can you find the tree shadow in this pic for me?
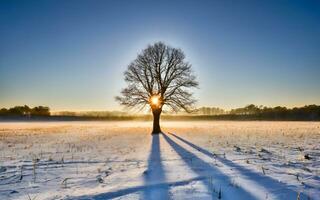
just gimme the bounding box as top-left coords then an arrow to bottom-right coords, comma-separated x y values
161,133 -> 257,199
142,133 -> 170,199
67,177 -> 207,200
68,134 -> 171,200
168,132 -> 309,199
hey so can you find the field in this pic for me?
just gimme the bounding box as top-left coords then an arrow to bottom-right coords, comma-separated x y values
0,121 -> 319,200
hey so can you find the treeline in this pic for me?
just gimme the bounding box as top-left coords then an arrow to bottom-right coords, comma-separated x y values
227,104 -> 320,120
1,104 -> 320,121
54,111 -> 128,117
0,105 -> 50,117
194,107 -> 226,115
194,104 -> 320,120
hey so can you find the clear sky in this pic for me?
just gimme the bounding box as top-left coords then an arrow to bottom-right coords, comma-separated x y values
1,0 -> 320,111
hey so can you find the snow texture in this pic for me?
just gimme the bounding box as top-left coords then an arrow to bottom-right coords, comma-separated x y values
0,121 -> 319,200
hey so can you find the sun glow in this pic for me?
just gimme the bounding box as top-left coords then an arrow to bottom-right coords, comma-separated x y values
150,95 -> 160,106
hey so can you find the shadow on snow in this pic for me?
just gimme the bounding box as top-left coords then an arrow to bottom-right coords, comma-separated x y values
161,133 -> 257,200
68,177 -> 206,200
66,132 -> 308,200
142,134 -> 170,199
168,132 -> 308,200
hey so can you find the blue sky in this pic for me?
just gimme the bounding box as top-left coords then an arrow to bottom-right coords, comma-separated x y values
1,0 -> 319,111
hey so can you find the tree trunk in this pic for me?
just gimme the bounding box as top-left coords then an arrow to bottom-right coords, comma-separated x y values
152,108 -> 162,134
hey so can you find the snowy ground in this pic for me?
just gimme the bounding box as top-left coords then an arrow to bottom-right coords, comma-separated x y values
0,121 -> 319,200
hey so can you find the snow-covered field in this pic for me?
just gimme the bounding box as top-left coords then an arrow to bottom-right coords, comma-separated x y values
0,121 -> 319,200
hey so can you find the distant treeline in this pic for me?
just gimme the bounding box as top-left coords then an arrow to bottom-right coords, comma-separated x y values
54,111 -> 128,117
195,104 -> 320,121
0,105 -> 50,117
194,107 -> 226,115
0,104 -> 320,121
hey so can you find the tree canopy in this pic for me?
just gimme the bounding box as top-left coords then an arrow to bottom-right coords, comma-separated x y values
116,42 -> 198,112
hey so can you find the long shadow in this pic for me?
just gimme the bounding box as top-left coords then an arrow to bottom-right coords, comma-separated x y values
68,134 -> 170,200
66,176 -> 207,200
169,133 -> 309,199
161,133 -> 257,200
142,134 -> 170,199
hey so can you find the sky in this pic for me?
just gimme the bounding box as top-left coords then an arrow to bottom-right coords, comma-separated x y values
1,0 -> 320,111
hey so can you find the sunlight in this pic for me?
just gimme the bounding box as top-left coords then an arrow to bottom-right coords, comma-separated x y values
150,95 -> 160,106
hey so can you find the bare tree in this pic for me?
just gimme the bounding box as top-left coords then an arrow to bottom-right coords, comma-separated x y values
116,42 -> 198,134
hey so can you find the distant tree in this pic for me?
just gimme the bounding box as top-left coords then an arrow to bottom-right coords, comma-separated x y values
116,42 -> 198,133
8,105 -> 30,116
244,104 -> 259,115
0,108 -> 8,115
31,106 -> 50,116
195,107 -> 226,115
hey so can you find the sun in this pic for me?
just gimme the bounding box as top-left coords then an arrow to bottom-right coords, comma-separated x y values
150,95 -> 160,106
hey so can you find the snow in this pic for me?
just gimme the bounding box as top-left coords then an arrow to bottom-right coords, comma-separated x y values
0,121 -> 319,200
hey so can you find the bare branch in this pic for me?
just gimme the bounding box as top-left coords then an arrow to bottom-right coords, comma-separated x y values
116,42 -> 198,112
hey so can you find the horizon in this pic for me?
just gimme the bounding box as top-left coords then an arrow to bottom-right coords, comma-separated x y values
1,103 -> 319,113
1,0 -> 320,111
50,103 -> 320,113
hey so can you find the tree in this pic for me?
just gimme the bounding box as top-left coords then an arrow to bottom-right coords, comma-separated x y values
31,106 -> 50,116
116,42 -> 198,133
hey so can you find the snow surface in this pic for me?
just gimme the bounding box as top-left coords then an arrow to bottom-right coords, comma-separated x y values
0,121 -> 319,200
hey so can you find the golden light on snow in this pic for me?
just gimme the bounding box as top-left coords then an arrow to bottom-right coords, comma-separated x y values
150,95 -> 160,106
